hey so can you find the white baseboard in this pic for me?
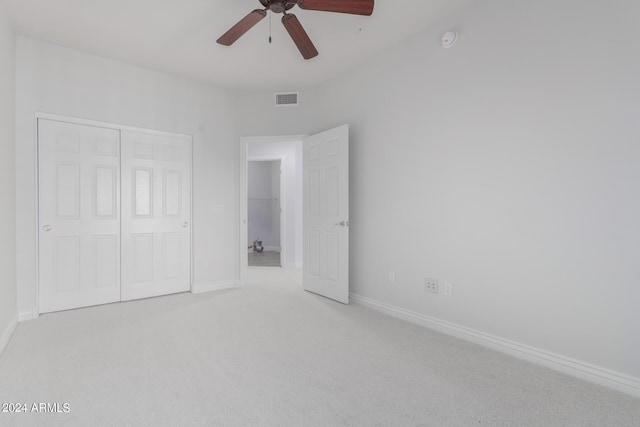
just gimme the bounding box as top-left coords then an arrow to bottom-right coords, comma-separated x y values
191,280 -> 241,295
18,307 -> 38,322
350,293 -> 640,399
0,314 -> 18,358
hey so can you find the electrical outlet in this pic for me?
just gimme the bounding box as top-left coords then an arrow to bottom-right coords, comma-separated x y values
424,278 -> 439,294
443,281 -> 453,296
388,270 -> 396,283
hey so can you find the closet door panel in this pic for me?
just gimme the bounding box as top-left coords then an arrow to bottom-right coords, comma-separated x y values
121,131 -> 192,301
38,119 -> 121,313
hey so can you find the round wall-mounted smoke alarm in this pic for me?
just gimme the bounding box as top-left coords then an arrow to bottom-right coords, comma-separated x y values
441,31 -> 457,48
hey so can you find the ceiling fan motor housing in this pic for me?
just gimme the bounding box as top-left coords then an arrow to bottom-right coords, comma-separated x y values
259,0 -> 296,14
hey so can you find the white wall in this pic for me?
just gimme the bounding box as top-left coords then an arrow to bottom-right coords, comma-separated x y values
234,0 -> 640,388
270,160 -> 282,248
270,161 -> 281,249
15,37 -> 239,317
248,142 -> 303,269
234,89 -> 320,137
0,0 -> 17,350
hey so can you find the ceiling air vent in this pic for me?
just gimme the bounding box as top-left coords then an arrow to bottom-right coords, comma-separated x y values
275,92 -> 299,107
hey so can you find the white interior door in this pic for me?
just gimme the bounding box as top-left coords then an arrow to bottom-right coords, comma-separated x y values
120,130 -> 192,301
38,119 -> 121,313
303,125 -> 349,304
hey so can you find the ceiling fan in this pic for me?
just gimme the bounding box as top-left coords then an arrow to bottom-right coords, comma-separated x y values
217,0 -> 374,60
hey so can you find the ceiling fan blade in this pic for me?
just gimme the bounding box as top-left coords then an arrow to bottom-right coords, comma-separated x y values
282,14 -> 318,60
217,9 -> 267,46
297,0 -> 374,16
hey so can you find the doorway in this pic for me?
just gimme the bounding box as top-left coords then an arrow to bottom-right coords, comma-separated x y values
239,126 -> 349,303
240,136 -> 304,281
247,159 -> 282,267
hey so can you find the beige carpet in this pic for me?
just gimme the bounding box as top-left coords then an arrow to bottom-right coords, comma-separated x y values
1,268 -> 638,426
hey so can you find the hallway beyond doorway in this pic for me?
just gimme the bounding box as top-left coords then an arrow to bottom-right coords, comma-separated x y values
248,250 -> 281,267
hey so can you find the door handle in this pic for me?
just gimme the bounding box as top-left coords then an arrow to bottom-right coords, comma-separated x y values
334,221 -> 349,227
42,225 -> 52,232
182,222 -> 189,228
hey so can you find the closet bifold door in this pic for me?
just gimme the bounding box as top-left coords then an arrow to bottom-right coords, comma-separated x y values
120,130 -> 192,301
38,119 -> 121,313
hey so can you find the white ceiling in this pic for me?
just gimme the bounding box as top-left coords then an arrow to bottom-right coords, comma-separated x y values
4,0 -> 474,89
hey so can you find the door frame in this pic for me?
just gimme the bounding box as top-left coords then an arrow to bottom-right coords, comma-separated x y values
35,112 -> 194,315
239,135 -> 306,284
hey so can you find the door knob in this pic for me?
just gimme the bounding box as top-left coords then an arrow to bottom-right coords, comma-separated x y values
42,225 -> 52,232
335,221 -> 349,227
182,222 -> 189,228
